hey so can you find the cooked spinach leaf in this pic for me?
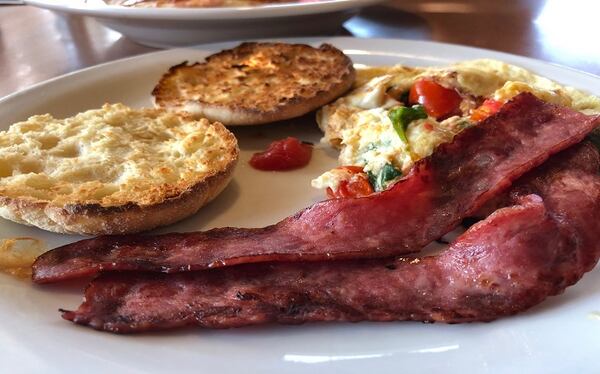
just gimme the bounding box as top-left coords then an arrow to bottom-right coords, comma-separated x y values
388,105 -> 428,144
367,163 -> 402,191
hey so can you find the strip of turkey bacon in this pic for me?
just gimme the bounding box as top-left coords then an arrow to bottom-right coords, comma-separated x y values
32,93 -> 600,283
60,143 -> 600,333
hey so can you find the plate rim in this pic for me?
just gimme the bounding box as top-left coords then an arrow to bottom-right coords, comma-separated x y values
24,0 -> 385,20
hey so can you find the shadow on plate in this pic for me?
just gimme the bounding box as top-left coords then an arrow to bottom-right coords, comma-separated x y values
152,179 -> 242,234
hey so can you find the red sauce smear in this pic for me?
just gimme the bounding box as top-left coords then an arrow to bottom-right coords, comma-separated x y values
249,137 -> 312,171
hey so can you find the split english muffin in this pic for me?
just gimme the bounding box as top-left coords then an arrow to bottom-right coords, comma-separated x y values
0,104 -> 238,235
152,42 -> 356,125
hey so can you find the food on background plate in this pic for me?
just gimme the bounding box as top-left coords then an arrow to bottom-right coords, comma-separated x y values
249,137 -> 313,171
0,104 -> 238,235
32,94 -> 600,283
152,42 -> 355,125
313,59 -> 600,196
106,0 -> 308,7
60,142 -> 600,332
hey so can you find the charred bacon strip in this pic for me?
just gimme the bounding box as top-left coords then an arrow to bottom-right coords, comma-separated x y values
33,93 -> 600,283
60,145 -> 600,333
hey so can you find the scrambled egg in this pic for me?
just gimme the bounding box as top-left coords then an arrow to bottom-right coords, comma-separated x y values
312,59 -> 600,192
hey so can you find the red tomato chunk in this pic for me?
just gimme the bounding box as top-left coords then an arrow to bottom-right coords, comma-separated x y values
470,99 -> 504,122
326,166 -> 375,199
249,137 -> 313,171
409,79 -> 462,119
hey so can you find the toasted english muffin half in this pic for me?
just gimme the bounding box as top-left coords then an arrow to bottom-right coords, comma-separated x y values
0,104 -> 238,235
152,42 -> 356,125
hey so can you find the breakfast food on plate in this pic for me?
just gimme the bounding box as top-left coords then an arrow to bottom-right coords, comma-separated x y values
313,59 -> 600,197
152,42 -> 355,125
60,143 -> 600,332
107,0 -> 299,7
32,94 -> 600,283
27,52 -> 600,334
0,104 -> 238,235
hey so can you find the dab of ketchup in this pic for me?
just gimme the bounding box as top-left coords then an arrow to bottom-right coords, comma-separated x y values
249,137 -> 313,171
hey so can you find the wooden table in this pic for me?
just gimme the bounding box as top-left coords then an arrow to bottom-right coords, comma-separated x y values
1,0 -> 599,98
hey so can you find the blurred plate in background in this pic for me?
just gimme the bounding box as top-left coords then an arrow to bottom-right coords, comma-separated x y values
24,0 -> 384,47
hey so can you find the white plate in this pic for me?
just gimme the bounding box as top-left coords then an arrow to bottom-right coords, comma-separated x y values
1,37 -> 600,373
24,0 -> 383,48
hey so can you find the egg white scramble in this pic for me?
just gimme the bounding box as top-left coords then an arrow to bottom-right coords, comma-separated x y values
313,59 -> 600,193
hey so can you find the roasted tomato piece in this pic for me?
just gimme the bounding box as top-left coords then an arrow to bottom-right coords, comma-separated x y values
338,165 -> 364,173
249,137 -> 312,171
326,166 -> 374,199
409,79 -> 462,119
470,99 -> 504,122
